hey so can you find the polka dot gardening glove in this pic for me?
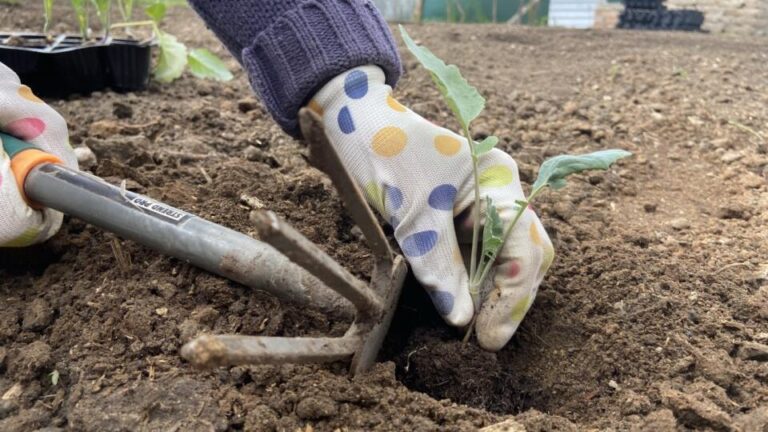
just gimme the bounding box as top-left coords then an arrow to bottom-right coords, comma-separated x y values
311,66 -> 554,351
0,62 -> 77,247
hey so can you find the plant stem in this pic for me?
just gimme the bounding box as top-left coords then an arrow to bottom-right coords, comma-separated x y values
43,0 -> 54,34
110,20 -> 155,29
464,125 -> 482,310
105,1 -> 112,40
462,184 -> 546,343
728,120 -> 766,144
462,315 -> 477,343
475,185 -> 545,287
117,0 -> 133,21
110,21 -> 160,40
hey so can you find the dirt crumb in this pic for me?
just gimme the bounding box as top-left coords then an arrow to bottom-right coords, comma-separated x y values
7,341 -> 52,382
733,406 -> 768,432
67,378 -> 225,432
21,299 -> 53,332
631,409 -> 678,432
514,409 -> 579,431
660,383 -> 732,431
296,396 -> 338,420
0,407 -> 49,432
244,405 -> 279,432
736,342 -> 768,362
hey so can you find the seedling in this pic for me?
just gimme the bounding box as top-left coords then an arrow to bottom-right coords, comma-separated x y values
111,0 -> 233,83
399,26 -> 631,340
43,0 -> 54,33
70,0 -> 89,39
90,0 -> 112,39
39,0 -> 232,83
117,0 -> 134,20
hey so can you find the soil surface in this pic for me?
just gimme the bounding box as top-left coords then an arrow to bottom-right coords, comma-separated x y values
1,3 -> 767,431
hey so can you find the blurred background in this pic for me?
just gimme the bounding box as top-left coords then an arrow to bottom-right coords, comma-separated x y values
372,0 -> 768,35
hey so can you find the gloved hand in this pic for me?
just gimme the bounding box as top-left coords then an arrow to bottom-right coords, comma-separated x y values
310,65 -> 554,351
0,62 -> 77,247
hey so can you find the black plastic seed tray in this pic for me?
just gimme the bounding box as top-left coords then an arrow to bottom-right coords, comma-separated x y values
0,33 -> 153,98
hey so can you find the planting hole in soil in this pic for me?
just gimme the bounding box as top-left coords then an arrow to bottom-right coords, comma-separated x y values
1,3 -> 767,432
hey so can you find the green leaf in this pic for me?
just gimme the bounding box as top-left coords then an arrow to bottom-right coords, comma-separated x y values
480,197 -> 504,265
473,136 -> 498,157
50,370 -> 60,386
532,149 -> 632,191
154,32 -> 187,83
145,2 -> 166,23
187,48 -> 233,81
399,25 -> 485,131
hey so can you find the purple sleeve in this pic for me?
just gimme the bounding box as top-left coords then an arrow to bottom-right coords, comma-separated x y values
188,0 -> 402,137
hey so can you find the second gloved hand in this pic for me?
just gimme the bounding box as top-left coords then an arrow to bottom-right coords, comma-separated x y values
310,66 -> 554,351
0,62 -> 77,248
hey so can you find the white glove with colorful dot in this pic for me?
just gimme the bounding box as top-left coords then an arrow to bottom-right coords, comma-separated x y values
311,65 -> 554,350
0,62 -> 77,247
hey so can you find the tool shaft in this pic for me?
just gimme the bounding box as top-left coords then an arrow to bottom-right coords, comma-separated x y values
24,163 -> 352,317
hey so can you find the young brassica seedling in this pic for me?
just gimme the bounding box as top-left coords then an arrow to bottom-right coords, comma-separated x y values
117,0 -> 133,21
111,0 -> 233,83
70,0 -> 89,39
43,0 -> 54,33
90,0 -> 112,39
399,26 -> 631,339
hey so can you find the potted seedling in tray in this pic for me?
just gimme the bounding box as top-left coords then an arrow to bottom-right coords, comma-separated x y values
0,0 -> 232,98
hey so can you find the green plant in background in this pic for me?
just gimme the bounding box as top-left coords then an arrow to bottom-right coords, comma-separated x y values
70,0 -> 89,39
117,0 -> 133,20
90,0 -> 111,38
39,0 -> 231,83
112,0 -> 232,83
399,26 -> 631,339
467,0 -> 489,23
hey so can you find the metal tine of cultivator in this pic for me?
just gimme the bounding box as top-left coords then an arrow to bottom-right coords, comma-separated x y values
296,109 -> 408,374
250,211 -> 383,318
181,334 -> 362,368
298,108 -> 394,264
348,255 -> 407,374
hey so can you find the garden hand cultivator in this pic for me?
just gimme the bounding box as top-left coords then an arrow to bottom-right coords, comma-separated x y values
181,110 -> 407,373
0,108 -> 406,375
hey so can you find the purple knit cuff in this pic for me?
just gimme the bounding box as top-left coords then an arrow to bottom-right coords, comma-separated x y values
241,0 -> 402,137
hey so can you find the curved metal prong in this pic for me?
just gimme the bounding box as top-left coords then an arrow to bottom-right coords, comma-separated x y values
252,211 -> 384,318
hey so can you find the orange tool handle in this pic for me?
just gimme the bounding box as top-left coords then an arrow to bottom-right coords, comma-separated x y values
0,132 -> 63,207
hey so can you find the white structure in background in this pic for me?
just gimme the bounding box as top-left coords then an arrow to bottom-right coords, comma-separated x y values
372,0 -> 420,22
548,0 -> 601,28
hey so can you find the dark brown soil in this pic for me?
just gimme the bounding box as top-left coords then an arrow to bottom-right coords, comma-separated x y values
1,3 -> 767,431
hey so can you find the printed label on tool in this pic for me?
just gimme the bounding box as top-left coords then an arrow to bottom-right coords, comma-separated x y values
130,197 -> 188,222
35,164 -> 196,226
